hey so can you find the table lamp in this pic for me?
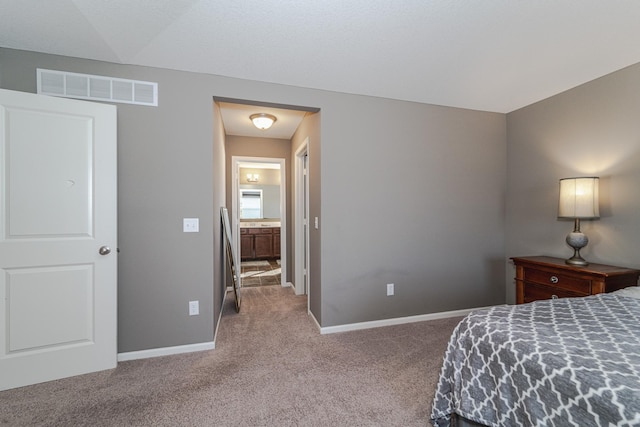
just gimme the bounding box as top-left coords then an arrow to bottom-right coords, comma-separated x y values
558,177 -> 600,266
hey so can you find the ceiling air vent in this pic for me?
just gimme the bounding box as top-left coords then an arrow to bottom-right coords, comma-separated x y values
37,69 -> 158,106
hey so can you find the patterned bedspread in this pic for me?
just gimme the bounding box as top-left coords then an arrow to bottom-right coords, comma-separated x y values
430,294 -> 640,427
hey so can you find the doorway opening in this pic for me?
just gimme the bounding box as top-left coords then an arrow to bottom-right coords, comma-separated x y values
216,97 -> 319,314
232,157 -> 286,288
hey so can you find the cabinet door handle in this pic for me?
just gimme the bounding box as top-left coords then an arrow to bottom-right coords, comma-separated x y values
550,275 -> 559,284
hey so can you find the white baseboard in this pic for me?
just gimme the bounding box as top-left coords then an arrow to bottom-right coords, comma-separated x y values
119,287 -> 231,362
317,306 -> 490,335
117,305 -> 486,360
118,288 -> 232,362
309,309 -> 322,330
117,341 -> 215,362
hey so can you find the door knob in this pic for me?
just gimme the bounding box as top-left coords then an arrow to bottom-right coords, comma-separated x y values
99,246 -> 111,255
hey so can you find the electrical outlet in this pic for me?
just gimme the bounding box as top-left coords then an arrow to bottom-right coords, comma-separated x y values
387,283 -> 394,296
189,300 -> 199,316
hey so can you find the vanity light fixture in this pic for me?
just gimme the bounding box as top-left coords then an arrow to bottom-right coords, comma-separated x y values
247,173 -> 259,183
250,113 -> 277,130
558,177 -> 600,266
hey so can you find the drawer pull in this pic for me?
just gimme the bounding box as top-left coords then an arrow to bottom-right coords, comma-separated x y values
550,275 -> 559,284
552,294 -> 559,299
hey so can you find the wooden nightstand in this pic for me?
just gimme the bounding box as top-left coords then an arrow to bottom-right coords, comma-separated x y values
511,256 -> 640,304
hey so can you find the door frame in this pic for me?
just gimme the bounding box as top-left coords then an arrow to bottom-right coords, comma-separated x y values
294,138 -> 310,300
231,156 -> 287,286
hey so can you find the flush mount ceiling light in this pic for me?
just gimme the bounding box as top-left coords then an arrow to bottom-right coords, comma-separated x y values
250,113 -> 277,130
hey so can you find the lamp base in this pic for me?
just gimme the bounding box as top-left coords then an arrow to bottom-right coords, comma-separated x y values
565,255 -> 589,266
565,227 -> 589,266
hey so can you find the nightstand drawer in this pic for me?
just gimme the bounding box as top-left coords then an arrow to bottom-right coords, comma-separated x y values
513,256 -> 640,305
523,267 -> 591,294
524,283 -> 586,303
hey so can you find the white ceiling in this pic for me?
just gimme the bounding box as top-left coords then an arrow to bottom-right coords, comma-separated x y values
2,0 -> 640,117
218,102 -> 307,139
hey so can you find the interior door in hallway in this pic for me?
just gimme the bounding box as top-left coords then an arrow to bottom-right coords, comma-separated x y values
294,140 -> 309,296
0,88 -> 117,391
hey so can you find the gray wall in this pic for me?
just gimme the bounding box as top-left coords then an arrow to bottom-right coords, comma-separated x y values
1,47 -> 507,351
506,62 -> 640,303
291,112 -> 322,321
1,48 -> 220,352
318,97 -> 506,325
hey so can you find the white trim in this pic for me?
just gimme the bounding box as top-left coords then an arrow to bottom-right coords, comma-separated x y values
231,156 -> 287,285
294,139 -> 310,298
316,306 -> 494,335
117,341 -> 215,362
309,309 -> 322,331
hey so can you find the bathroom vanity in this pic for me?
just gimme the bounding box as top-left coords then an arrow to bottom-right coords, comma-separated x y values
240,221 -> 281,260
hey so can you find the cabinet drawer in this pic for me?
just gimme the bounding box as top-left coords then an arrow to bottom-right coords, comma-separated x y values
248,228 -> 272,234
523,267 -> 591,294
246,227 -> 278,234
524,283 -> 587,303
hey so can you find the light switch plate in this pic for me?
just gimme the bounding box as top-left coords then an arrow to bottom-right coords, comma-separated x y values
189,300 -> 199,316
183,218 -> 199,232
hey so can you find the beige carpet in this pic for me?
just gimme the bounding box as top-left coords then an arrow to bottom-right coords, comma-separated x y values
0,285 -> 461,426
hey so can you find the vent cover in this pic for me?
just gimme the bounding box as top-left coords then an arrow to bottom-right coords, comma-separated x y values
37,69 -> 158,106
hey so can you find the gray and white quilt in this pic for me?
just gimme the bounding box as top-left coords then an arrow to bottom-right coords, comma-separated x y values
430,293 -> 640,427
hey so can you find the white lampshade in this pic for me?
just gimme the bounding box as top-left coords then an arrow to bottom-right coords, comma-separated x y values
558,177 -> 600,219
250,113 -> 277,130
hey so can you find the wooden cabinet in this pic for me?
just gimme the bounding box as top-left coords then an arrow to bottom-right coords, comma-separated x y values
240,231 -> 253,261
512,256 -> 640,304
273,228 -> 280,258
240,227 -> 280,260
254,229 -> 273,259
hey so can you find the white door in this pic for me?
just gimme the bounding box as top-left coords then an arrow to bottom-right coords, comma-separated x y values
294,140 -> 310,296
0,89 -> 117,391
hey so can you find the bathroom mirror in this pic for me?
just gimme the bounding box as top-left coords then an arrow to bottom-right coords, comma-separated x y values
239,167 -> 281,220
239,184 -> 280,219
239,189 -> 263,219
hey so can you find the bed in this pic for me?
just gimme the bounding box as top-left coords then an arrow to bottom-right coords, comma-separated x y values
430,287 -> 640,427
